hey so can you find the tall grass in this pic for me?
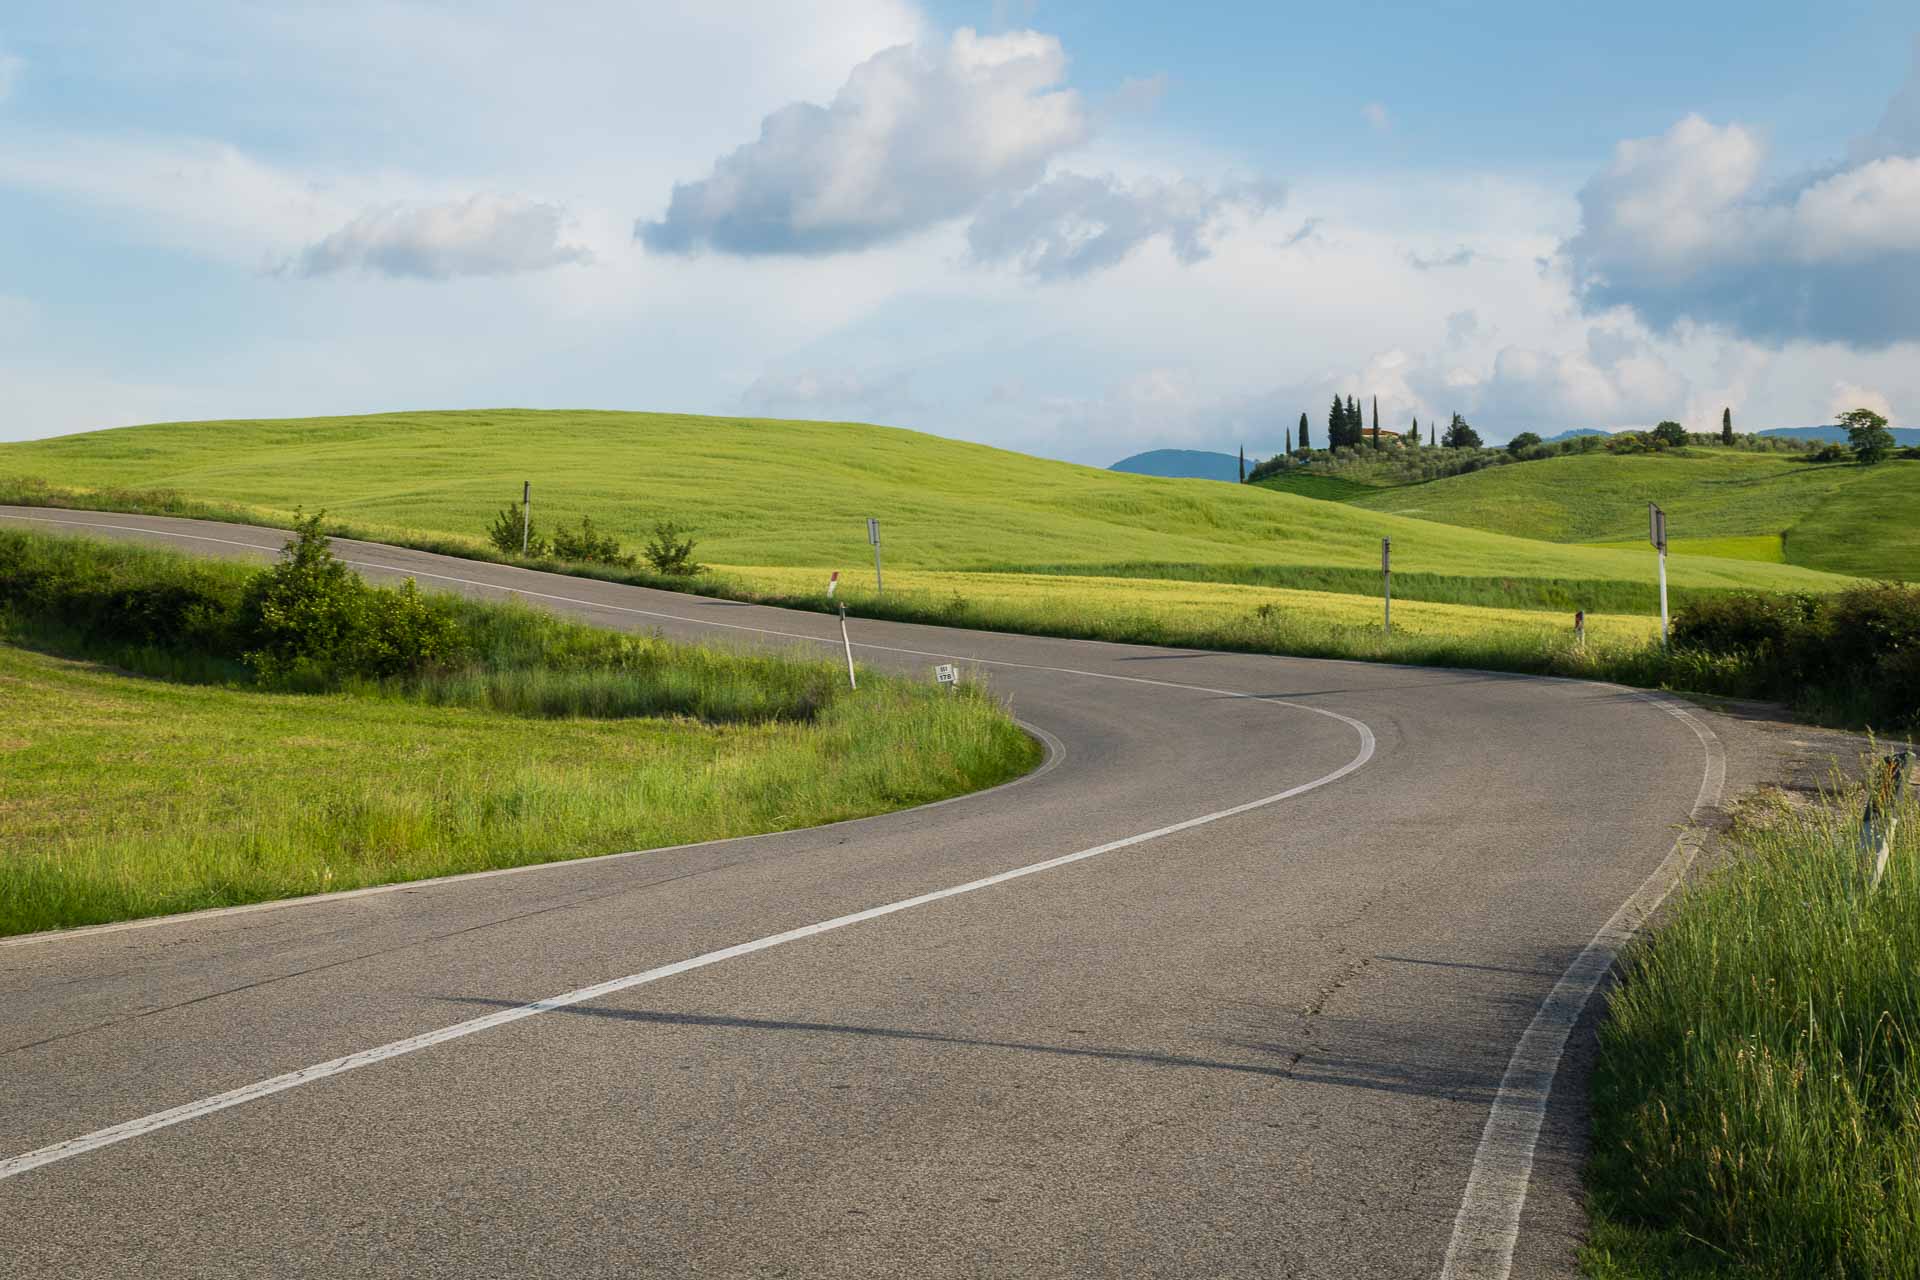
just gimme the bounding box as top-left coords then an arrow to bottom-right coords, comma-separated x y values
1586,774 -> 1920,1278
0,645 -> 1038,936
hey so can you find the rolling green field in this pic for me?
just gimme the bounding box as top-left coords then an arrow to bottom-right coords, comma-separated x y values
0,411 -> 1863,599
1305,449 -> 1918,581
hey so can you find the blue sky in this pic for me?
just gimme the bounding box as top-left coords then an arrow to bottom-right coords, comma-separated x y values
1,2 -> 1916,462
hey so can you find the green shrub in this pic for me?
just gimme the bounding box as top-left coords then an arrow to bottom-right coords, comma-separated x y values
642,521 -> 704,576
485,503 -> 546,557
548,514 -> 634,566
238,511 -> 466,685
1671,582 -> 1920,727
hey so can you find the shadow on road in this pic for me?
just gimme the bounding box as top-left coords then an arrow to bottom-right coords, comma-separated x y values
436,996 -> 1516,1103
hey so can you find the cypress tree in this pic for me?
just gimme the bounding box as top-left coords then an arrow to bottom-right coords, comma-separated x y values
1721,406 -> 1734,446
1430,422 -> 1436,446
1239,444 -> 1246,482
1285,427 -> 1293,454
1328,395 -> 1344,450
1297,411 -> 1309,452
1406,416 -> 1419,449
1346,396 -> 1360,449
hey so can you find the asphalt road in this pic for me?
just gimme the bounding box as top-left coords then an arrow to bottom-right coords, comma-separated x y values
0,508 -> 1750,1278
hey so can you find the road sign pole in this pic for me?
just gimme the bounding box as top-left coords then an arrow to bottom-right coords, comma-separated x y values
1658,546 -> 1669,648
522,480 -> 531,555
1649,502 -> 1669,647
839,603 -> 857,691
867,517 -> 883,595
1382,537 -> 1392,636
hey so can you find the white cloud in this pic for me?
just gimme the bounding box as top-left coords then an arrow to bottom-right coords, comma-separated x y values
1828,381 -> 1894,422
294,196 -> 592,280
1566,75 -> 1920,345
1362,102 -> 1390,132
0,131 -> 389,263
967,172 -> 1283,279
638,28 -> 1087,255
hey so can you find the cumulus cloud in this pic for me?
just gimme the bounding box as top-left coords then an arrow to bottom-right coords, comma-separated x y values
295,196 -> 592,279
1828,381 -> 1894,422
967,173 -> 1284,279
638,28 -> 1086,256
1565,50 -> 1920,346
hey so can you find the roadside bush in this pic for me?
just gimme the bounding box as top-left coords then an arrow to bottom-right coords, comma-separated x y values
238,511 -> 466,685
485,503 -> 546,557
642,521 -> 704,576
1806,443 -> 1850,463
1671,582 -> 1920,726
0,529 -> 241,652
548,515 -> 634,566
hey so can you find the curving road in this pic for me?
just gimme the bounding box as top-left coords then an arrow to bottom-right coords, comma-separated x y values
0,508 -> 1754,1278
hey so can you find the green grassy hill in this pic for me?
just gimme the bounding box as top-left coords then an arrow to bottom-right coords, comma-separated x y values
0,412 -> 1861,602
1307,449 -> 1917,581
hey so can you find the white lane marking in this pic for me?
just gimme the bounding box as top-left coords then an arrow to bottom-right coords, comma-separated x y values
0,714 -> 1374,1182
1438,693 -> 1725,1280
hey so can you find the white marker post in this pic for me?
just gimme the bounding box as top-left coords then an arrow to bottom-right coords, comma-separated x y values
1649,502 -> 1669,647
1381,537 -> 1392,636
867,517 -> 883,595
826,571 -> 839,600
934,662 -> 958,693
838,603 -> 857,691
521,480 -> 531,555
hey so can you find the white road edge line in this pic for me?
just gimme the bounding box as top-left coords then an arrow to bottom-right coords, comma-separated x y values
1438,693 -> 1726,1280
0,708 -> 1374,1183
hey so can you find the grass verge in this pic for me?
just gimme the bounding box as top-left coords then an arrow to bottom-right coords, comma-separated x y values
1583,773 -> 1920,1278
0,534 -> 1039,937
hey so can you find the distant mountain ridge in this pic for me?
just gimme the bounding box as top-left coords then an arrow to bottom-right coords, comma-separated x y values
1109,449 -> 1244,482
1759,425 -> 1920,446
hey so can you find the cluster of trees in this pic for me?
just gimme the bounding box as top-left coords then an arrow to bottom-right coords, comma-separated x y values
1247,402 -> 1904,485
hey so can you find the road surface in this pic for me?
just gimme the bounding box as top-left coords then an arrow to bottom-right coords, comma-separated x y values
0,509 -> 1753,1278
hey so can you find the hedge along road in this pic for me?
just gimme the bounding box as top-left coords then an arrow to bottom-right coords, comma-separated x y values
0,508 -> 1724,1279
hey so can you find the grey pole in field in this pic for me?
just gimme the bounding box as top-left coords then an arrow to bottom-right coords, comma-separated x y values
867,517 -> 883,595
1649,502 -> 1669,646
522,481 -> 531,555
838,603 -> 858,691
1382,536 -> 1392,636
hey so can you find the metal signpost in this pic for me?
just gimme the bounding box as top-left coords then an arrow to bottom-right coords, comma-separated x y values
1649,502 -> 1669,646
521,480 -> 531,554
867,517 -> 884,595
1381,537 -> 1392,636
934,663 -> 958,692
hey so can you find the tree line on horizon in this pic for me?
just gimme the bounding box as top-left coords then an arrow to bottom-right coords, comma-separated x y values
1242,402 -> 1905,484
